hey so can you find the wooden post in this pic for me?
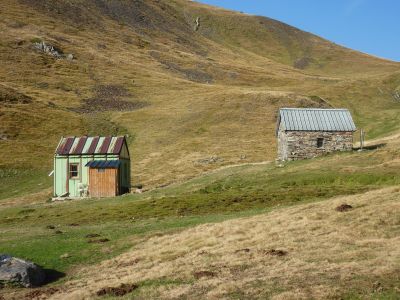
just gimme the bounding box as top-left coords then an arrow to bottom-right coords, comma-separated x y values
360,129 -> 365,150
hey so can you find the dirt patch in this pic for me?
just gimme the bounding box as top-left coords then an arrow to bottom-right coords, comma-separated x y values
71,85 -> 149,113
24,287 -> 59,299
193,271 -> 217,279
336,204 -> 353,212
0,86 -> 32,105
149,52 -> 213,84
294,57 -> 315,69
68,223 -> 79,227
85,233 -> 101,238
88,238 -> 110,244
118,258 -> 140,267
263,249 -> 288,257
96,283 -> 138,297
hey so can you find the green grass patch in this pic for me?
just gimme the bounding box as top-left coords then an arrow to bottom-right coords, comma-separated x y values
1,148 -> 399,281
0,168 -> 52,201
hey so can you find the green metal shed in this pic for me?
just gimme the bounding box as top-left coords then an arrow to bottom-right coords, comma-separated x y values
53,136 -> 130,198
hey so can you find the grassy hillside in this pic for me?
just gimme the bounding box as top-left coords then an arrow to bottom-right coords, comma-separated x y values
49,187 -> 400,299
1,2 -> 400,299
0,0 -> 400,189
1,135 -> 400,298
1,136 -> 400,298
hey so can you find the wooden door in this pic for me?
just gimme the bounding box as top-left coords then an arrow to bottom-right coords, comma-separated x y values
89,168 -> 117,197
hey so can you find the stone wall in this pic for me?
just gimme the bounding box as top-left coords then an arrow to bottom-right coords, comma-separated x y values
277,130 -> 353,161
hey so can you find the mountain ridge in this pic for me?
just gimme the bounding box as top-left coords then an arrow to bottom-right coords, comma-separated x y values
1,0 -> 399,187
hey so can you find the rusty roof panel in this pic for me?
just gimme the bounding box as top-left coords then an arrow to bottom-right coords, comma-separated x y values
61,137 -> 75,155
95,137 -> 105,154
87,137 -> 100,154
69,137 -> 80,154
100,137 -> 112,154
72,137 -> 87,154
55,136 -> 127,156
113,137 -> 124,154
108,137 -> 118,153
56,138 -> 67,154
82,137 -> 93,154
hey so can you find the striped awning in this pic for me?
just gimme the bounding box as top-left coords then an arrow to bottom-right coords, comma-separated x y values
85,160 -> 121,169
56,136 -> 126,155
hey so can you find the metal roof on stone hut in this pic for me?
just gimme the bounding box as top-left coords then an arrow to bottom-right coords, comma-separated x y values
276,108 -> 357,134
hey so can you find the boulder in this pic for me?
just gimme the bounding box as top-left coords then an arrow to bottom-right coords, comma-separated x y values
0,255 -> 45,287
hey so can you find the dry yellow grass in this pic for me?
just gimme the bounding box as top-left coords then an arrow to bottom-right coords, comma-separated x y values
44,187 -> 400,299
1,0 -> 400,190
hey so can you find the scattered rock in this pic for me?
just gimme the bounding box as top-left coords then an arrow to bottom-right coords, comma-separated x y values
68,223 -> 79,227
88,238 -> 110,244
54,230 -> 63,235
59,253 -> 70,259
0,255 -> 45,287
235,248 -> 250,253
263,249 -> 287,257
85,233 -> 101,238
46,225 -> 55,230
66,53 -> 74,61
372,281 -> 383,292
196,156 -> 224,165
33,41 -> 63,58
96,283 -> 138,297
194,17 -> 200,31
193,271 -> 216,279
335,204 -> 353,212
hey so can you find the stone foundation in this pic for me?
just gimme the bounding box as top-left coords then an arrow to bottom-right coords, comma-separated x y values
278,130 -> 353,161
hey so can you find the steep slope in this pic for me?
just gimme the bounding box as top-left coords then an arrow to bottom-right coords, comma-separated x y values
0,0 -> 399,189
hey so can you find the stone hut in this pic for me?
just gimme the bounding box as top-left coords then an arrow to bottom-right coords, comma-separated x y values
276,108 -> 356,161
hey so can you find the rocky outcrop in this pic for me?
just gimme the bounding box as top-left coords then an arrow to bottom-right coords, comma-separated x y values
33,41 -> 74,60
0,255 -> 45,287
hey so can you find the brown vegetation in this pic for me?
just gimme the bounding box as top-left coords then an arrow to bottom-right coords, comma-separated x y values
47,187 -> 400,299
0,0 -> 400,188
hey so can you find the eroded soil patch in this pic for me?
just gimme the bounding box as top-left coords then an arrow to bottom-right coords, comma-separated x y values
88,238 -> 110,244
262,249 -> 288,257
193,271 -> 217,279
336,204 -> 353,212
72,85 -> 149,113
23,287 -> 59,299
96,283 -> 138,297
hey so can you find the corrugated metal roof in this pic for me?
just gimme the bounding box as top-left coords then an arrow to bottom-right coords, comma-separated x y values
55,136 -> 127,156
85,160 -> 121,168
278,108 -> 356,132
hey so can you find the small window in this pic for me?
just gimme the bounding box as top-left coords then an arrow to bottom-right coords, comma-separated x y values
69,164 -> 79,179
317,138 -> 324,148
98,168 -> 105,173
